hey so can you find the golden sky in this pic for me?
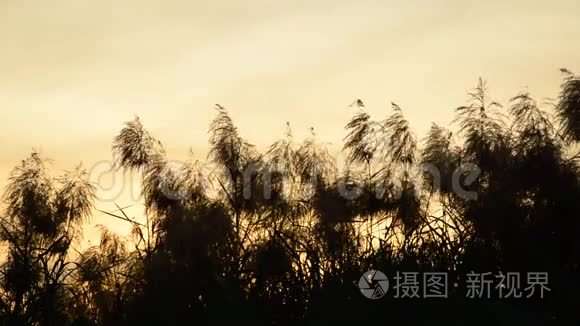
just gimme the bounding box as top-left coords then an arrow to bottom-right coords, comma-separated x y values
1,0 -> 580,245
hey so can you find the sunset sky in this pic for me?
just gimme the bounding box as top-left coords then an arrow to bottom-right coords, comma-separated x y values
1,0 -> 579,245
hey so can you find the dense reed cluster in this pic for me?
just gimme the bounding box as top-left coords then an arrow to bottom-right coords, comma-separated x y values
1,74 -> 579,325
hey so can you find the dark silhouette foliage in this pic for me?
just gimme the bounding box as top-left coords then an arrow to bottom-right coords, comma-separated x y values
1,73 -> 579,325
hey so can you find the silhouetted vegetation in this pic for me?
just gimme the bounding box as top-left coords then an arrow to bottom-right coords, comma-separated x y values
1,72 -> 579,325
